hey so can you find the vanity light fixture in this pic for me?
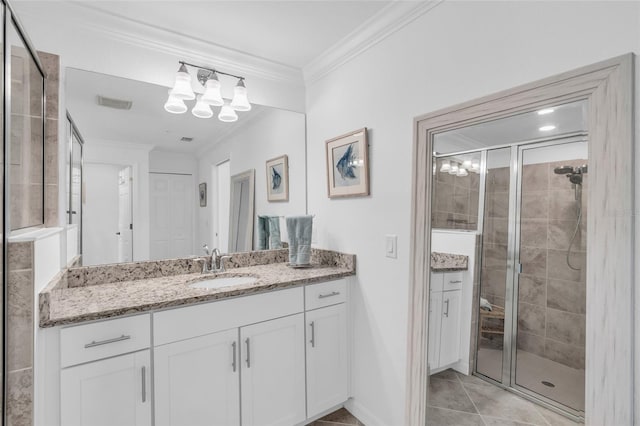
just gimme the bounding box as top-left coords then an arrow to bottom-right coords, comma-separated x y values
164,61 -> 251,121
539,125 -> 556,132
462,159 -> 472,168
456,167 -> 468,177
537,108 -> 555,115
448,162 -> 459,175
440,160 -> 451,173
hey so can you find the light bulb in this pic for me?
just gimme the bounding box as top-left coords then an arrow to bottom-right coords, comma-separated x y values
218,102 -> 238,122
537,108 -> 555,115
448,163 -> 459,175
539,125 -> 556,132
201,72 -> 223,106
471,160 -> 480,169
169,64 -> 195,100
440,160 -> 451,173
457,168 -> 468,177
230,79 -> 251,111
192,95 -> 213,118
164,92 -> 187,114
462,160 -> 472,168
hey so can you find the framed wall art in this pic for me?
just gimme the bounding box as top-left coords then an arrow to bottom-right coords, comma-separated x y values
266,154 -> 289,202
325,127 -> 369,198
199,182 -> 207,207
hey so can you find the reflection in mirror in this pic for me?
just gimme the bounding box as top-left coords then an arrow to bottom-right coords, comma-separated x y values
428,99 -> 588,418
229,169 -> 255,252
65,68 -> 306,266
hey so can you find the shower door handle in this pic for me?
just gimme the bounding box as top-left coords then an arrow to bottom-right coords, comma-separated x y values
517,263 -> 523,274
443,299 -> 450,317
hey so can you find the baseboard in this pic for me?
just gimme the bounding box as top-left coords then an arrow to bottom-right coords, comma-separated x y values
453,360 -> 470,375
345,398 -> 386,426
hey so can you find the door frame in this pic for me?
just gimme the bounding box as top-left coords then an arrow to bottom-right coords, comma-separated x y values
406,54 -> 635,425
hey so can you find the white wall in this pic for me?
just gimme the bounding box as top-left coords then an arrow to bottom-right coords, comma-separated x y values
198,108 -> 306,251
305,2 -> 640,424
83,141 -> 152,262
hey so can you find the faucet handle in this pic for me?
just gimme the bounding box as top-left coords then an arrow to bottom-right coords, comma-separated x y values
219,255 -> 232,272
202,243 -> 210,255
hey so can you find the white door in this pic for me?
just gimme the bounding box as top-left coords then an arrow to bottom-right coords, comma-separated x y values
216,160 -> 230,252
149,173 -> 193,259
60,350 -> 151,426
428,291 -> 443,370
240,313 -> 306,426
154,329 -> 240,426
83,163 -> 120,265
439,290 -> 462,367
117,166 -> 133,262
306,304 -> 348,418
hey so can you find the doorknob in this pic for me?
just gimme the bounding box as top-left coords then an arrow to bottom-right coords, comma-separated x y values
115,232 -> 121,235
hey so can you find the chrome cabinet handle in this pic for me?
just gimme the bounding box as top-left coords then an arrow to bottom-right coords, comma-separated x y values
84,334 -> 131,348
232,341 -> 237,372
245,338 -> 251,368
318,291 -> 340,299
448,280 -> 462,284
444,299 -> 450,317
310,321 -> 315,348
141,366 -> 146,403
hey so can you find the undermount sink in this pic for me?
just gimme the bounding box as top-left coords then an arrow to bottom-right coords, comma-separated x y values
189,276 -> 258,290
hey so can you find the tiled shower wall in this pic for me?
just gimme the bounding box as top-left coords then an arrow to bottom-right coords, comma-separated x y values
432,159 -> 480,231
5,51 -> 59,426
480,160 -> 587,370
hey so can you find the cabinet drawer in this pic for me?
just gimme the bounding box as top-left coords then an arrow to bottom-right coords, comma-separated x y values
443,271 -> 464,291
430,272 -> 444,293
154,287 -> 303,346
305,280 -> 347,310
61,314 -> 151,368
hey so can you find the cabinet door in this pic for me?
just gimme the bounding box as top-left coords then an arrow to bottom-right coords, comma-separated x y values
439,290 -> 461,367
240,313 -> 306,426
428,292 -> 443,370
154,328 -> 240,426
61,350 -> 151,426
306,304 -> 348,418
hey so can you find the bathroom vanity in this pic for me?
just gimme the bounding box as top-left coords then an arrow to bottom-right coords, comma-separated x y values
39,249 -> 355,426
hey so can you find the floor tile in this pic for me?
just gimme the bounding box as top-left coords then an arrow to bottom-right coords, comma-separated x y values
318,407 -> 359,424
426,406 -> 484,426
432,369 -> 459,381
482,415 -> 539,425
463,382 -> 548,425
429,377 -> 478,413
535,405 -> 581,426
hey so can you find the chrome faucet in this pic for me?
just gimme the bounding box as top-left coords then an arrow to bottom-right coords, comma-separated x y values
201,244 -> 229,273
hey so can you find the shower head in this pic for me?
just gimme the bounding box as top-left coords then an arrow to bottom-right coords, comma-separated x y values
554,165 -> 574,175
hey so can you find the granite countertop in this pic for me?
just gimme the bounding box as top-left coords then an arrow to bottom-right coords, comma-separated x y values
40,250 -> 355,328
431,252 -> 468,271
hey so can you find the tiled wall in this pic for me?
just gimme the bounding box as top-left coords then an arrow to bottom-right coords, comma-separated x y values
432,159 -> 480,231
480,160 -> 587,370
6,241 -> 34,426
40,51 -> 59,227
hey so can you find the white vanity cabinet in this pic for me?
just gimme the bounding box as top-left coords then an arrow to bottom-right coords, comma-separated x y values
429,271 -> 463,371
59,315 -> 152,426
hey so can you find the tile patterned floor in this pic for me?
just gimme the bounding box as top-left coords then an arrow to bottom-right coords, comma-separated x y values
428,369 -> 582,426
310,407 -> 365,426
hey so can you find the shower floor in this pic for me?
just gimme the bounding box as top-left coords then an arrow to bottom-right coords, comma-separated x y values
477,347 -> 585,413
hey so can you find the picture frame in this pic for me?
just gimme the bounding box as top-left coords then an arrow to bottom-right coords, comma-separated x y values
266,155 -> 289,202
325,127 -> 369,198
199,182 -> 207,207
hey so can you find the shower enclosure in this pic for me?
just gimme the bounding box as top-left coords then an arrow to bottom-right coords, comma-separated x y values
432,100 -> 588,420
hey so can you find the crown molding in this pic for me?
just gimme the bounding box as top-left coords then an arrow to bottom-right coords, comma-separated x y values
14,1 -> 304,85
303,0 -> 443,85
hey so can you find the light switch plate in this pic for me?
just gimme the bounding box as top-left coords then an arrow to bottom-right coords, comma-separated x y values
385,235 -> 397,258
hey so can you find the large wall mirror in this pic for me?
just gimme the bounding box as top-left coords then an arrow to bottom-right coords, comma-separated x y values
65,68 -> 307,266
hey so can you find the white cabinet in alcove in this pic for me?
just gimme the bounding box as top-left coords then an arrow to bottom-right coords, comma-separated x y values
429,271 -> 463,371
154,328 -> 240,426
60,350 -> 151,426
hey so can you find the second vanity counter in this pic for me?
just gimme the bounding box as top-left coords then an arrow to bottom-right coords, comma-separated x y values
41,248 -> 355,327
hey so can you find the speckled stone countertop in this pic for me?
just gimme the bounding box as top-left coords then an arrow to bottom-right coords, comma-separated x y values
431,252 -> 468,271
40,249 -> 355,328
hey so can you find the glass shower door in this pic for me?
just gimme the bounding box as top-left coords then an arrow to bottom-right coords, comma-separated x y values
513,141 -> 587,414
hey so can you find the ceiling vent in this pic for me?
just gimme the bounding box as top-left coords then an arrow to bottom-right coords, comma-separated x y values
96,95 -> 133,110
180,137 -> 194,143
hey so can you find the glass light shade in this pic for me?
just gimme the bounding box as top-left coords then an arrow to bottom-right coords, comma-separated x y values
164,93 -> 187,114
457,168 -> 469,177
230,79 -> 251,111
170,64 -> 195,100
471,160 -> 480,169
218,103 -> 238,122
462,160 -> 472,168
192,95 -> 213,118
448,163 -> 459,175
201,74 -> 223,106
440,160 -> 451,173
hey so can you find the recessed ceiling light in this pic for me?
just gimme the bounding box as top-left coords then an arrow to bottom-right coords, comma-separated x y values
539,125 -> 556,132
537,108 -> 555,115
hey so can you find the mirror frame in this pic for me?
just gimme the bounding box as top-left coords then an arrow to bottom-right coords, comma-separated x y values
229,169 -> 255,252
406,54 -> 634,425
